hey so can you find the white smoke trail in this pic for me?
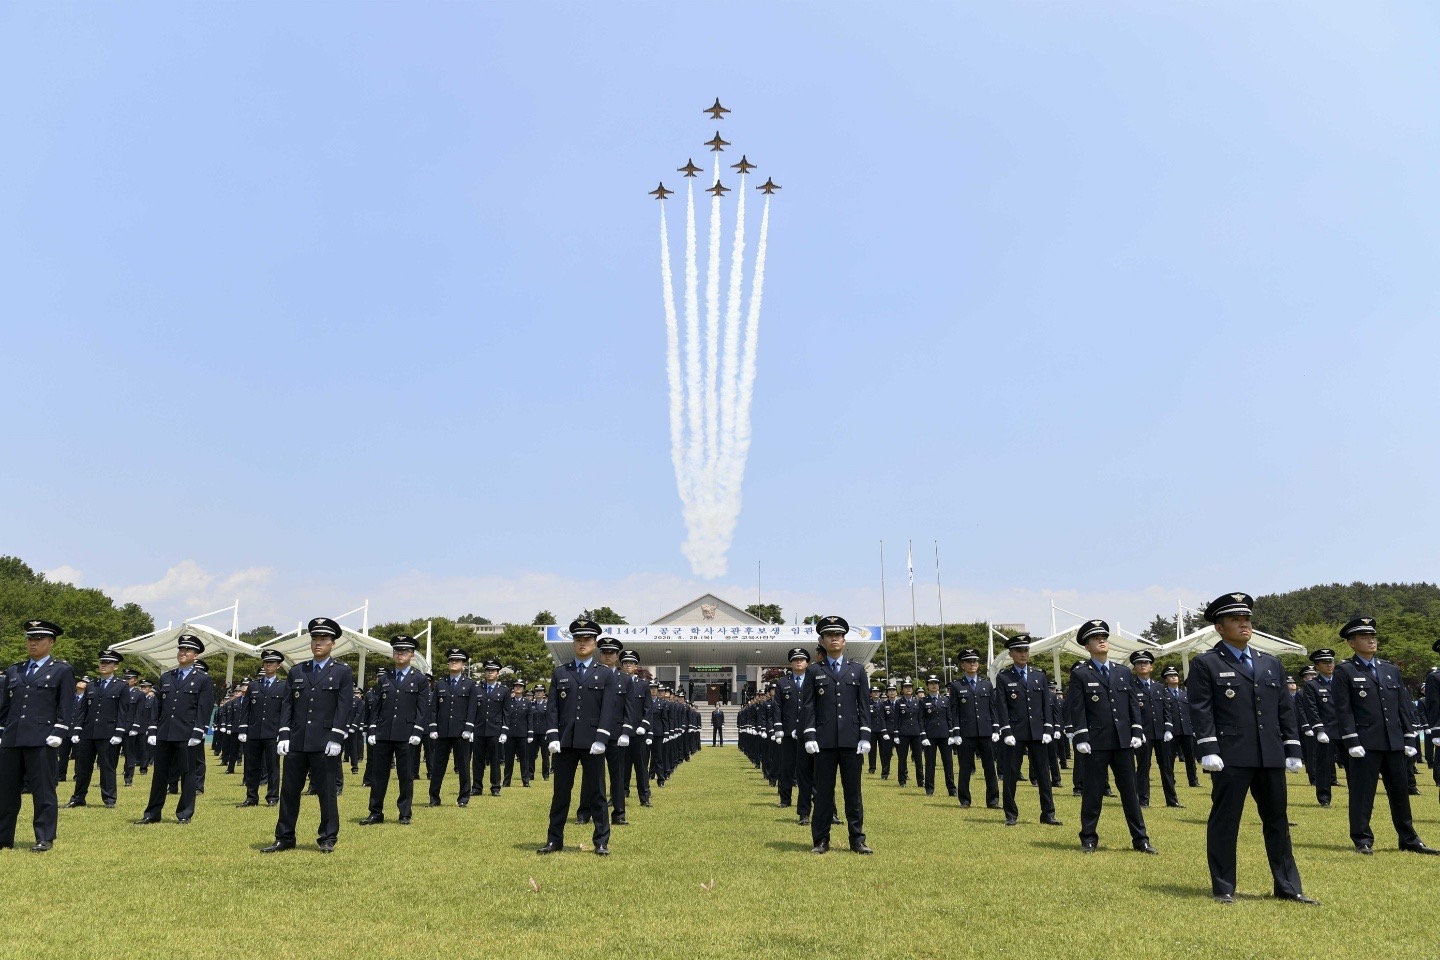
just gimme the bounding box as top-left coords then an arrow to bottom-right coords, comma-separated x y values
702,164 -> 723,481
727,196 -> 771,505
658,205 -> 687,510
682,182 -> 703,498
718,173 -> 747,472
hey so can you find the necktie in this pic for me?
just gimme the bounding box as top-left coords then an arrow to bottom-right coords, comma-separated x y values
26,661 -> 37,678
1019,668 -> 1027,684
831,660 -> 841,677
1238,653 -> 1253,678
1098,664 -> 1109,680
449,676 -> 456,687
577,664 -> 586,680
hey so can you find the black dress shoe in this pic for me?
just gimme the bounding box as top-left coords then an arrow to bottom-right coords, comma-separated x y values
775,802 -> 791,808
810,842 -> 829,854
266,798 -> 279,806
536,843 -> 563,855
613,816 -> 629,826
1189,780 -> 1202,788
1004,817 -> 1018,826
64,799 -> 84,809
398,816 -> 412,825
457,799 -> 468,808
104,802 -> 115,809
1139,801 -> 1149,808
428,800 -> 442,807
261,841 -> 295,853
1040,815 -> 1063,826
1213,893 -> 1234,904
318,842 -> 335,854
830,815 -> 842,825
1318,801 -> 1331,808
133,817 -> 160,825
491,788 -> 501,797
1401,842 -> 1440,856
797,816 -> 811,826
1166,802 -> 1186,809
359,815 -> 384,826
958,801 -> 971,808
1356,844 -> 1373,855
1275,893 -> 1321,905
236,800 -> 259,808
1134,841 -> 1159,855
850,841 -> 873,855
925,789 -> 934,796
31,841 -> 52,852
640,800 -> 652,807
594,844 -> 609,856
176,817 -> 191,824
986,801 -> 1002,809
1081,843 -> 1097,854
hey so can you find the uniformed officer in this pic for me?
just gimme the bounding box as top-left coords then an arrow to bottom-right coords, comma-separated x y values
502,678 -> 533,788
57,678 -> 84,783
866,687 -> 883,774
67,648 -> 127,809
361,635 -> 430,825
529,685 -> 550,781
119,669 -> 146,786
594,638 -> 634,826
136,634 -> 213,825
877,683 -> 899,779
236,649 -> 287,807
537,619 -> 619,856
1299,650 -> 1340,806
947,649 -> 1000,809
799,616 -> 873,854
473,659 -> 509,797
0,620 -> 75,851
1064,621 -> 1153,854
619,651 -> 654,809
919,675 -> 955,797
427,648 -> 477,807
1187,593 -> 1315,905
1331,617 -> 1437,855
893,679 -> 924,788
262,617 -> 354,853
711,704 -> 725,747
992,635 -> 1061,827
774,648 -> 812,818
1129,650 -> 1180,808
1161,667 -> 1200,788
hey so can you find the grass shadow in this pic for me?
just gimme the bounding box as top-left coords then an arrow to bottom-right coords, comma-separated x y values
763,839 -> 816,853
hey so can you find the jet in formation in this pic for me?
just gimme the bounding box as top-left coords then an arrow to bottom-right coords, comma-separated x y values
730,155 -> 756,175
757,178 -> 781,195
706,181 -> 731,198
677,159 -> 702,178
705,132 -> 730,152
649,182 -> 674,200
704,98 -> 730,120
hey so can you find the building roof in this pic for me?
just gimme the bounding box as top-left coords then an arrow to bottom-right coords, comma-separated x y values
650,593 -> 769,626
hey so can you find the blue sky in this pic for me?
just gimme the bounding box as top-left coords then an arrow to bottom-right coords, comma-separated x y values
3,3 -> 1437,636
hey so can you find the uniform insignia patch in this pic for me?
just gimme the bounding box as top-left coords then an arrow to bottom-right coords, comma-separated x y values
1224,689 -> 1236,698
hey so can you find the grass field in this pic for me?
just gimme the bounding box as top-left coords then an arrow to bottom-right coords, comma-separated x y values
2,747 -> 1435,960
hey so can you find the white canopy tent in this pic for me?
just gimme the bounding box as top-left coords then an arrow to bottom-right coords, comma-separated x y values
1158,625 -> 1306,677
993,621 -> 1163,681
113,621 -> 262,687
260,622 -> 431,685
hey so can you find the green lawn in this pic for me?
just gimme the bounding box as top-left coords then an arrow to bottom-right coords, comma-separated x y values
3,748 -> 1435,959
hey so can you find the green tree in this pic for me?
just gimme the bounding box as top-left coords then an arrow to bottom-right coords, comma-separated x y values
368,618 -> 552,682
582,607 -> 626,624
532,610 -> 557,626
457,614 -> 492,625
745,603 -> 785,624
0,556 -> 156,676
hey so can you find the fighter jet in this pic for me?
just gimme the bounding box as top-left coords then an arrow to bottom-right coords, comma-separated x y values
677,159 -> 702,178
730,155 -> 756,175
705,131 -> 730,152
704,98 -> 730,120
649,182 -> 674,200
706,181 -> 731,198
756,177 -> 781,195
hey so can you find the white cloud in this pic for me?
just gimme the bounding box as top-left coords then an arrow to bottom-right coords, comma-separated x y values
42,565 -> 84,586
93,560 -> 1205,643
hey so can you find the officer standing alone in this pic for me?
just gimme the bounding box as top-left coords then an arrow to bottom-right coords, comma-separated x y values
136,634 -> 213,826
799,616 -> 872,854
0,620 -> 75,851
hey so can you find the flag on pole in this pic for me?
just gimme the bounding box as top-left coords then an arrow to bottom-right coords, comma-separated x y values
907,542 -> 914,587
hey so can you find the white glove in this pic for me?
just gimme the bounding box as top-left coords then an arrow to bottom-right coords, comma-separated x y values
1405,745 -> 1419,757
462,731 -> 474,742
1285,757 -> 1303,772
1075,742 -> 1092,755
804,741 -> 820,755
991,732 -> 1000,742
1041,733 -> 1052,745
636,726 -> 646,736
498,734 -> 508,745
1200,754 -> 1224,772
881,733 -> 890,741
187,738 -> 201,747
921,738 -> 931,747
526,736 -> 533,743
589,741 -> 606,755
70,734 -> 79,744
147,735 -> 157,746
1003,735 -> 1016,747
1129,737 -> 1143,749
127,730 -> 137,737
366,735 -> 377,746
1303,729 -> 1315,737
618,734 -> 630,747
324,741 -> 341,757
548,741 -> 561,755
46,735 -> 63,748
407,735 -> 421,746
276,740 -> 290,756
429,731 -> 438,740
857,740 -> 871,755
1316,732 -> 1330,744
948,736 -> 959,746
109,736 -> 122,746
1349,746 -> 1366,759
1162,732 -> 1173,742
237,733 -> 248,743
645,738 -> 653,745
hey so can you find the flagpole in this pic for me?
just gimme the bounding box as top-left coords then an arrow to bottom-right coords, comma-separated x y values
879,540 -> 890,675
908,539 -> 919,677
934,540 -> 946,681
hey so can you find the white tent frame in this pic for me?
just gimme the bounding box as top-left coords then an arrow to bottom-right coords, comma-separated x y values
258,601 -> 431,682
113,600 -> 259,686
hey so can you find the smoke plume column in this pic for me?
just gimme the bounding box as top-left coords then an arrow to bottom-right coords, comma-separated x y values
658,205 -> 688,512
683,181 -> 703,500
702,164 -> 723,483
718,173 -> 747,474
727,195 -> 771,510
